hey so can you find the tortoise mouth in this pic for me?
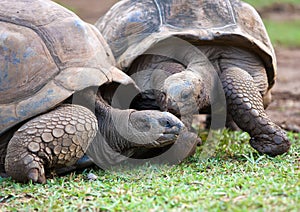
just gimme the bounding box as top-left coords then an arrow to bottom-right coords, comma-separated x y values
159,96 -> 180,117
156,133 -> 179,147
166,99 -> 195,118
167,106 -> 181,118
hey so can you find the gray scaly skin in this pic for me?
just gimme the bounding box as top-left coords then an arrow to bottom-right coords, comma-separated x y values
94,0 -> 290,156
86,89 -> 185,169
0,0 -> 185,184
2,88 -> 184,183
94,90 -> 184,152
129,46 -> 290,156
4,104 -> 98,183
221,67 -> 289,156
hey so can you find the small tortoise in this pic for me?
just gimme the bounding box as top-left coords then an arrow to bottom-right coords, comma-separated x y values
0,0 -> 185,183
96,0 -> 291,156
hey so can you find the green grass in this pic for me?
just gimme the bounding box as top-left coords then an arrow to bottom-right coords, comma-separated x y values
244,0 -> 300,8
53,1 -> 77,13
243,0 -> 300,47
264,20 -> 300,47
1,131 -> 299,211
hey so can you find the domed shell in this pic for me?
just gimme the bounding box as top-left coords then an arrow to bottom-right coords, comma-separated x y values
0,0 -> 130,134
96,0 -> 276,90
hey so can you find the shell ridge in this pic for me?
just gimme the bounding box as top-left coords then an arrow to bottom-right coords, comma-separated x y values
226,0 -> 237,25
0,16 -> 61,69
153,0 -> 163,28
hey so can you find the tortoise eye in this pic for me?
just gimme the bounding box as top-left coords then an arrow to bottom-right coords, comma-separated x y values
181,89 -> 191,100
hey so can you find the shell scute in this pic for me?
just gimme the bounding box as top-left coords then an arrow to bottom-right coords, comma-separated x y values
97,0 -> 276,87
0,0 -> 119,134
157,0 -> 236,30
0,22 -> 58,105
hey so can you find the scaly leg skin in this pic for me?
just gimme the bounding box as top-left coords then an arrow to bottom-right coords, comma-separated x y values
54,155 -> 96,176
5,104 -> 98,183
221,67 -> 291,156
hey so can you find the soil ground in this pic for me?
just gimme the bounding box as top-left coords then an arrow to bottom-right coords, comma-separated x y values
57,0 -> 300,132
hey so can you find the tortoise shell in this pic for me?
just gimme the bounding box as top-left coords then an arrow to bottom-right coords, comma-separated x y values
96,0 -> 276,90
0,0 -> 129,134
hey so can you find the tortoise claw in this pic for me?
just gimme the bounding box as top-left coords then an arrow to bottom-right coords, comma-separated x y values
27,168 -> 46,184
250,131 -> 291,157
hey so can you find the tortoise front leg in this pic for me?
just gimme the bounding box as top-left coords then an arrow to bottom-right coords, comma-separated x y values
5,104 -> 98,183
220,67 -> 291,156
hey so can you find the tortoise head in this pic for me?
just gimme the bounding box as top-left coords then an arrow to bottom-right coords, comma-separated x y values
156,71 -> 201,118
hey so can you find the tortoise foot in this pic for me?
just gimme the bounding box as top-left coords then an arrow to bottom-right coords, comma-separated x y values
221,67 -> 291,156
5,104 -> 98,183
250,127 -> 290,157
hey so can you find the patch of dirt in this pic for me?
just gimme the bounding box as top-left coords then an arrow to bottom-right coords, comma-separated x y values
56,0 -> 300,131
55,0 -> 118,23
266,47 -> 300,132
258,3 -> 300,21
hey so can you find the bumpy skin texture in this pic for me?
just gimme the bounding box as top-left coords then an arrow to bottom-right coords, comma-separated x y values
85,91 -> 187,169
4,104 -> 98,183
221,68 -> 290,156
2,0 -> 184,183
95,0 -> 290,158
124,48 -> 291,157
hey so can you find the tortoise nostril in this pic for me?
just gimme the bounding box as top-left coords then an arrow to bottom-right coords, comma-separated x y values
159,117 -> 185,133
176,122 -> 184,130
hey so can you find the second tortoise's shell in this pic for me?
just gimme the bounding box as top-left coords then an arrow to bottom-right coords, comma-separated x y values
96,0 -> 276,90
0,0 -> 119,134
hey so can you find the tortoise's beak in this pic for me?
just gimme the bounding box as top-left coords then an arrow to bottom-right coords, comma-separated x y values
166,97 -> 181,117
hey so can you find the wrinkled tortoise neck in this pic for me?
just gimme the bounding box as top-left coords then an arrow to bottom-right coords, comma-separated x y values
94,92 -> 134,153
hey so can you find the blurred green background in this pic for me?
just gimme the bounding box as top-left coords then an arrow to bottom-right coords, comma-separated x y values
244,0 -> 300,47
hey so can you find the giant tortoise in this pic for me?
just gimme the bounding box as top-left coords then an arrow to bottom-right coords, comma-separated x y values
0,0 -> 185,183
96,0 -> 290,156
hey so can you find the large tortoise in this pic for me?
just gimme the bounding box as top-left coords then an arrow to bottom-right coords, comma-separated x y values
0,0 -> 185,183
96,0 -> 291,156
